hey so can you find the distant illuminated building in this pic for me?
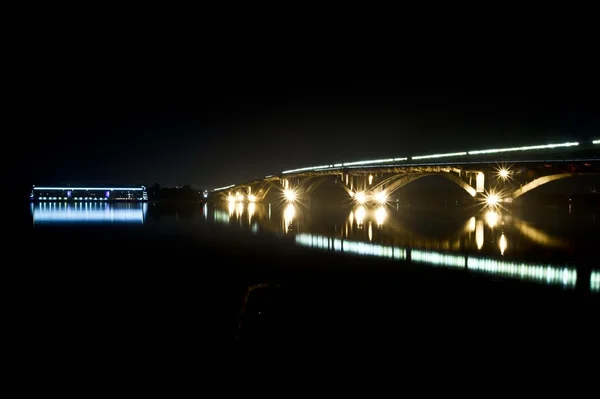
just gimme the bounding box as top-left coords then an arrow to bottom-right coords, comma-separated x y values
31,186 -> 148,201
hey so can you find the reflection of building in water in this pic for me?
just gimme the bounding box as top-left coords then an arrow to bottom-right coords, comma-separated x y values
412,250 -> 465,268
591,271 -> 600,292
31,202 -> 147,224
467,257 -> 576,288
295,233 -> 579,289
295,233 -> 406,260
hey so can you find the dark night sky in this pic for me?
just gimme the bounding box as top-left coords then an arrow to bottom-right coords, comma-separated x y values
21,24 -> 600,189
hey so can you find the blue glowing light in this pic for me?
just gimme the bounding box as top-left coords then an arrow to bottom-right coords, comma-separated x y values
31,202 -> 146,224
33,187 -> 144,191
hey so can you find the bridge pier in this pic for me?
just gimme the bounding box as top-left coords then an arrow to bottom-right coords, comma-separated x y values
476,172 -> 485,193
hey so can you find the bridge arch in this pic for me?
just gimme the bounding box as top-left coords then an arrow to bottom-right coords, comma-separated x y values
511,173 -> 599,200
382,173 -> 477,198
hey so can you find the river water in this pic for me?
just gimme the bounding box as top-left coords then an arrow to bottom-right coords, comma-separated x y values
29,200 -> 600,294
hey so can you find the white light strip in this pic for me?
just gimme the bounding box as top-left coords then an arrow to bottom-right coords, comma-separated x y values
412,152 -> 467,160
221,139 -> 587,187
212,184 -> 235,192
467,257 -> 577,287
282,164 -> 333,174
282,157 -> 409,174
593,140 -> 600,144
295,233 -> 406,260
34,187 -> 144,191
343,157 -> 407,166
468,141 -> 579,155
342,158 -> 393,166
295,233 -> 578,288
412,250 -> 465,268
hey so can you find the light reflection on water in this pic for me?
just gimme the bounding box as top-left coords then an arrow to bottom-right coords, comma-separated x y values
211,203 -> 590,256
31,202 -> 147,224
211,202 -> 599,292
591,271 -> 600,292
31,201 -> 599,292
295,233 -> 579,289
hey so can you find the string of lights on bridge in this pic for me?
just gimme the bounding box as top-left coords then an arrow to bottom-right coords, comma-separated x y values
281,140 -> 588,174
212,140 -> 599,191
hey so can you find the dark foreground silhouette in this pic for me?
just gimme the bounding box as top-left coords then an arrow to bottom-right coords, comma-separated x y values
15,218 -> 600,382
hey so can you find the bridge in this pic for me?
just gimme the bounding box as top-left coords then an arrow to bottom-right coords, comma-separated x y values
211,140 -> 600,207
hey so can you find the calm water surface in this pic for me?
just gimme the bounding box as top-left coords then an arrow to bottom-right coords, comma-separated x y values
30,201 -> 600,294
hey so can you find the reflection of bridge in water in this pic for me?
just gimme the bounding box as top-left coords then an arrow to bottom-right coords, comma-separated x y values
294,233 -> 600,293
212,140 -> 599,207
212,201 -> 571,254
208,201 -> 600,293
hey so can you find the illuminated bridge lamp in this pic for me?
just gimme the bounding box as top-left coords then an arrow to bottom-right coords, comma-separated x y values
486,193 -> 500,207
354,191 -> 366,205
499,169 -> 510,179
374,191 -> 387,205
105,191 -> 110,199
593,140 -> 600,145
248,194 -> 256,203
284,189 -> 296,202
476,173 -> 485,193
67,191 -> 72,198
